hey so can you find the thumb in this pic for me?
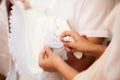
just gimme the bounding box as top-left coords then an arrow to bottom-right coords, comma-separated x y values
64,41 -> 74,48
39,47 -> 46,59
45,45 -> 52,55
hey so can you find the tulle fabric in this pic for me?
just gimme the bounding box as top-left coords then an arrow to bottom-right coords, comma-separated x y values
9,1 -> 71,80
8,0 -> 120,80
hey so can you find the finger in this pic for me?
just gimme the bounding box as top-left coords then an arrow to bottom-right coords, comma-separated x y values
44,54 -> 48,59
63,41 -> 74,48
39,47 -> 46,60
82,34 -> 88,39
39,47 -> 46,67
71,49 -> 77,53
64,47 -> 77,53
60,31 -> 71,41
60,31 -> 79,41
45,45 -> 52,55
64,47 -> 71,52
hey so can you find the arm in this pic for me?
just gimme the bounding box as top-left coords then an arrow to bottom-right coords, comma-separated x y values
39,46 -> 79,80
82,38 -> 107,58
56,57 -> 79,80
60,31 -> 107,58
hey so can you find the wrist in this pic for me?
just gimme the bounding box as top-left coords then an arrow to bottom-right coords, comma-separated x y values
86,43 -> 107,57
51,55 -> 64,71
56,59 -> 79,80
55,58 -> 65,71
77,40 -> 93,53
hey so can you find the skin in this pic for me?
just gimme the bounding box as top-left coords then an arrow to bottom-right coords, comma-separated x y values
63,31 -> 106,72
6,0 -> 106,73
60,31 -> 106,57
17,0 -> 103,72
39,46 -> 79,80
39,31 -> 107,80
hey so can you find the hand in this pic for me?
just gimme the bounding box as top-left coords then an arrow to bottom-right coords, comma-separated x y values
60,31 -> 92,53
39,45 -> 63,72
39,46 -> 79,80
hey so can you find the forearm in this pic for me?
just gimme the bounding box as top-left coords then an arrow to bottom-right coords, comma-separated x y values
88,44 -> 107,57
56,59 -> 79,80
83,42 -> 107,58
84,37 -> 106,58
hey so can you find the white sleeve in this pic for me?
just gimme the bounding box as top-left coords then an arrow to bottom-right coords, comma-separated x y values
104,3 -> 120,80
74,0 -> 120,37
73,74 -> 81,80
74,4 -> 120,80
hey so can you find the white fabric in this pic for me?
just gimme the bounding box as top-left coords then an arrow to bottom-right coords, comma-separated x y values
9,1 -> 71,80
72,0 -> 120,37
104,4 -> 120,80
9,0 -> 120,80
27,0 -> 119,38
0,1 -> 18,80
0,0 -> 10,76
74,3 -> 120,80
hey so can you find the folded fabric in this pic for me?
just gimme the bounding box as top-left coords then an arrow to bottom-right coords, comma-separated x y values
9,1 -> 71,80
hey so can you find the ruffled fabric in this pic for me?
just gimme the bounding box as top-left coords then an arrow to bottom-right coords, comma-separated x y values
9,1 -> 71,80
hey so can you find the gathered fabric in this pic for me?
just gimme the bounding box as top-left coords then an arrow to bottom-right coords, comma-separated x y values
8,0 -> 120,80
9,1 -> 71,80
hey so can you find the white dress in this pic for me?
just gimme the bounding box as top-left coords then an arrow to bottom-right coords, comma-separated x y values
10,0 -> 71,80
9,0 -> 120,80
74,3 -> 120,80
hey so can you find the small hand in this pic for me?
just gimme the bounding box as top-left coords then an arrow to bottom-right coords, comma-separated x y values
60,31 -> 91,53
39,45 -> 63,72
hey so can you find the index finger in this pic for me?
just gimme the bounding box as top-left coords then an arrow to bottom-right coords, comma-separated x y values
60,31 -> 71,41
39,47 -> 46,60
60,31 -> 79,41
